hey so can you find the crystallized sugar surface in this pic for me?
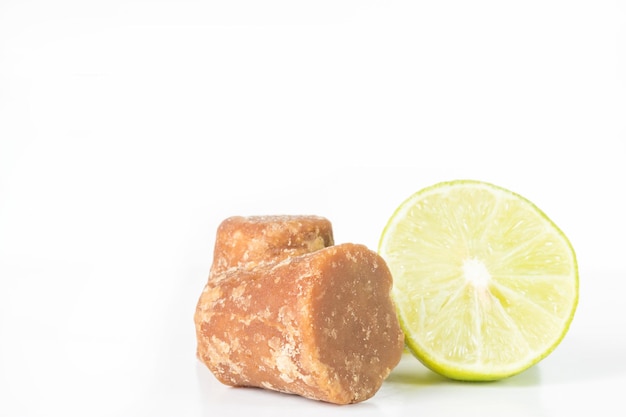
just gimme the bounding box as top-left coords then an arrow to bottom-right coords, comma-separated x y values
194,216 -> 404,404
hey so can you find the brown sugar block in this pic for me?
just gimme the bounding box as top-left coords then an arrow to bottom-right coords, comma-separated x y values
209,215 -> 334,275
194,243 -> 404,405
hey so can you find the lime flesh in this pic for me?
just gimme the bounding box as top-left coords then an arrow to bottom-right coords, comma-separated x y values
378,180 -> 578,381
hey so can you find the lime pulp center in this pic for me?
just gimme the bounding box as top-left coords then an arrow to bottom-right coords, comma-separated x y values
463,258 -> 491,288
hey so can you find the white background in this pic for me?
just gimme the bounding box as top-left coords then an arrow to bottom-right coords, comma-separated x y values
1,1 -> 625,416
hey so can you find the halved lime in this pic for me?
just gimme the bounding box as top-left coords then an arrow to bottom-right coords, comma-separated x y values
378,180 -> 578,381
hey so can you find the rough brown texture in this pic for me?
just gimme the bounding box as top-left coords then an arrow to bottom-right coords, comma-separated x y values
210,215 -> 334,275
194,216 -> 404,404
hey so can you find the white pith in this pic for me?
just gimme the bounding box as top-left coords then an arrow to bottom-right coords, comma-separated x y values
463,258 -> 491,289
